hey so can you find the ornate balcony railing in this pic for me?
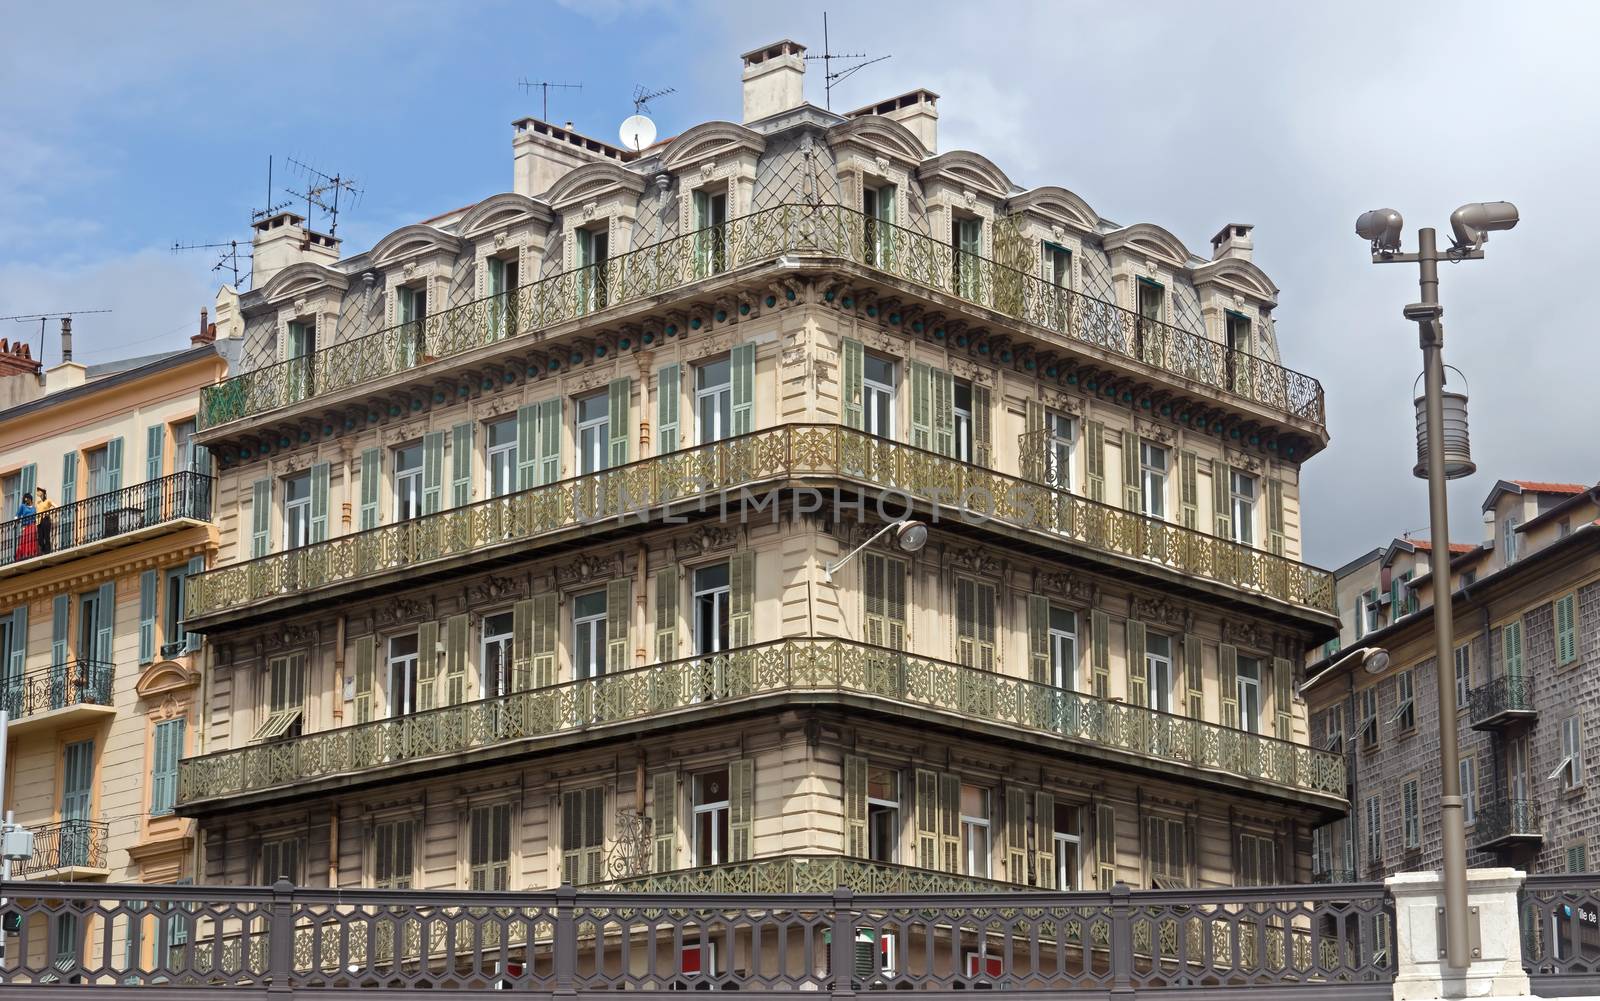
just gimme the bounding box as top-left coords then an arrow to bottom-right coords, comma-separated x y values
1468,673 -> 1537,730
1521,873 -> 1600,994
186,425 -> 1336,623
0,660 -> 114,719
12,819 -> 109,876
0,470 -> 212,572
1,877 -> 1392,994
177,637 -> 1346,810
1474,798 -> 1542,848
198,203 -> 1325,433
1312,868 -> 1358,885
597,853 -> 1024,894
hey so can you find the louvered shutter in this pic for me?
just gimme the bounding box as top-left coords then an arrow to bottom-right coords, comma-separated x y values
561,789 -> 584,885
932,369 -> 955,457
95,580 -> 115,664
1273,657 -> 1294,739
1183,635 -> 1204,718
1212,460 -> 1232,540
884,556 -> 907,650
1179,451 -> 1198,529
1024,399 -> 1047,482
531,593 -> 557,687
512,599 -> 534,690
6,605 -> 26,683
1034,791 -> 1056,888
106,436 -> 124,492
421,431 -> 444,515
971,385 -> 992,468
582,786 -> 605,885
60,452 -> 77,547
862,553 -> 887,647
1006,787 -> 1028,881
446,614 -> 468,705
652,771 -> 678,872
956,578 -> 977,666
608,378 -> 631,466
451,422 -> 473,507
841,338 -> 864,429
51,595 -> 69,666
250,478 -> 272,557
309,462 -> 329,542
1219,643 -> 1239,728
606,579 -> 630,670
730,344 -> 755,436
976,582 -> 996,671
537,398 -> 561,485
353,636 -> 375,723
729,757 -> 754,861
1091,609 -> 1110,698
1121,430 -> 1141,512
359,449 -> 381,530
1096,804 -> 1117,889
654,568 -> 678,662
729,551 -> 754,648
1027,595 -> 1050,683
1085,421 -> 1106,503
910,362 -> 932,450
939,773 -> 961,873
1505,621 -> 1524,678
915,768 -> 939,870
146,424 -> 164,482
1266,478 -> 1286,555
417,620 -> 440,711
515,404 -> 539,490
1557,594 -> 1578,665
1125,619 -> 1147,708
138,569 -> 157,664
657,364 -> 681,454
844,755 -> 868,858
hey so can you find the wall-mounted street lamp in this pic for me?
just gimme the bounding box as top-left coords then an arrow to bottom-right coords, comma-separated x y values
823,519 -> 928,582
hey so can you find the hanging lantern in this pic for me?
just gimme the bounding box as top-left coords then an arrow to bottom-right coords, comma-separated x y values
1413,367 -> 1476,480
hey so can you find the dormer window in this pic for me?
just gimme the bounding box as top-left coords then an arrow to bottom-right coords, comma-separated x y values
692,188 -> 729,277
397,285 -> 427,367
1044,242 -> 1072,288
486,255 -> 521,339
862,183 -> 896,267
1225,312 -> 1252,393
1503,516 -> 1520,563
576,226 -> 610,313
952,216 -> 982,300
1135,278 -> 1164,362
286,319 -> 317,400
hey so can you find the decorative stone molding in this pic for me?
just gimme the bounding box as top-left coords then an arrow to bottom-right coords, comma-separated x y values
557,553 -> 621,587
382,421 -> 428,446
375,597 -> 434,628
1223,446 -> 1264,474
1131,595 -> 1187,628
1133,417 -> 1177,446
468,575 -> 524,605
1042,392 -> 1086,418
948,545 -> 1002,579
264,623 -> 320,652
1035,570 -> 1092,604
1220,619 -> 1274,653
674,526 -> 740,560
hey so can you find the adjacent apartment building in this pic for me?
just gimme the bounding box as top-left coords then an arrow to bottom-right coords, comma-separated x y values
174,41 -> 1344,903
1304,478 -> 1598,881
0,313 -> 235,890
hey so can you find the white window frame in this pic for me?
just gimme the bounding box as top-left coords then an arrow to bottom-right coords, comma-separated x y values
1053,803 -> 1081,891
576,391 -> 610,476
486,416 -> 517,499
1229,470 -> 1256,547
283,472 -> 312,550
1146,632 -> 1173,713
862,355 -> 897,440
1236,656 -> 1262,733
1140,441 -> 1167,520
695,358 -> 732,445
394,443 -> 424,522
693,564 -> 730,655
1048,606 -> 1078,691
960,784 -> 991,879
1046,412 -> 1074,490
480,610 -> 514,699
387,632 -> 420,719
572,589 -> 608,679
691,768 -> 731,867
866,766 -> 900,865
953,381 -> 974,464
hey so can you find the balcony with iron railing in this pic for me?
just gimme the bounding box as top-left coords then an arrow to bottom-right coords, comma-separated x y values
1,660 -> 115,734
176,637 -> 1346,814
1474,797 -> 1542,851
184,425 -> 1336,629
0,471 -> 213,579
11,819 -> 110,878
197,203 -> 1326,439
1469,673 -> 1537,732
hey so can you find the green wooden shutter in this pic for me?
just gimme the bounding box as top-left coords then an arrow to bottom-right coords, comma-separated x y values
1034,790 -> 1056,888
1556,594 -> 1578,665
1085,421 -> 1106,503
17,464 -> 35,505
537,398 -> 562,485
938,772 -> 961,873
730,551 -> 755,648
606,578 -> 630,670
532,593 -> 558,687
184,555 -> 204,651
353,636 -> 375,723
1219,643 -> 1239,728
8,605 -> 28,681
309,462 -> 330,542
95,581 -> 115,664
1091,609 -> 1110,698
359,449 -> 381,530
1096,803 -> 1117,889
841,338 -> 864,429
150,718 -> 185,816
145,425 -> 164,483
250,478 -> 272,557
1023,400 -> 1046,482
106,436 -> 124,492
1005,786 -> 1028,881
1273,656 -> 1294,739
1504,620 -> 1524,678
417,620 -> 440,711
451,422 -> 473,507
730,343 -> 755,436
51,595 -> 69,666
421,430 -> 444,515
1213,460 -> 1233,539
652,771 -> 678,872
1125,618 -> 1147,708
1266,478 -> 1285,554
1183,635 -> 1204,718
932,369 -> 955,457
60,452 -> 77,547
657,364 -> 681,454
1027,595 -> 1050,683
608,378 -> 632,466
729,757 -> 754,861
515,404 -> 539,490
910,362 -> 932,450
138,569 -> 158,664
446,613 -> 468,705
654,568 -> 678,662
512,598 -> 534,690
844,755 -> 868,858
914,768 -> 939,870
971,385 -> 992,467
1179,451 -> 1199,529
1121,430 -> 1141,512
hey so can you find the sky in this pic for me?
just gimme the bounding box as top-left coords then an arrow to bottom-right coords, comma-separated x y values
2,0 -> 1596,568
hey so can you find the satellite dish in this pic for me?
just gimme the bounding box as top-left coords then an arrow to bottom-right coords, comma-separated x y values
620,114 -> 657,152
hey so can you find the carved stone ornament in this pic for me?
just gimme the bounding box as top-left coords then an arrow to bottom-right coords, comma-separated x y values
377,596 -> 435,628
494,230 -> 509,249
558,553 -> 620,586
962,189 -> 977,209
1221,619 -> 1274,653
1233,293 -> 1247,309
1051,224 -> 1066,242
570,369 -> 611,395
293,298 -> 308,315
674,525 -> 739,559
1133,417 -> 1177,446
403,260 -> 416,278
1035,570 -> 1092,604
383,421 -> 427,446
700,160 -> 717,178
1043,392 -> 1085,418
1131,595 -> 1187,628
947,358 -> 989,385
948,545 -> 1002,578
475,396 -> 520,420
583,201 -> 599,221
468,575 -> 523,605
1224,446 -> 1265,474
264,622 -> 320,652
873,155 -> 890,176
278,450 -> 317,474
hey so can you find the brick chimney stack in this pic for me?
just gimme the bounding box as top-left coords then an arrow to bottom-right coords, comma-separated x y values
191,307 -> 217,346
0,337 -> 41,378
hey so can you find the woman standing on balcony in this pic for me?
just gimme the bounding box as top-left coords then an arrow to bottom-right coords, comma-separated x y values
35,487 -> 54,553
14,491 -> 39,560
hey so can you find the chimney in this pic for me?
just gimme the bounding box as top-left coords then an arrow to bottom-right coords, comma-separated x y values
211,285 -> 244,341
846,89 -> 939,155
741,40 -> 807,124
512,118 -> 632,198
1210,223 -> 1255,262
60,316 -> 73,363
250,211 -> 341,289
0,338 -> 41,379
191,307 -> 216,347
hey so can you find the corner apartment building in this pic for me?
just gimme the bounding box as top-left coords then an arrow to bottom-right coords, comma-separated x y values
175,40 -> 1343,900
1304,478 -> 1599,881
0,314 -> 236,889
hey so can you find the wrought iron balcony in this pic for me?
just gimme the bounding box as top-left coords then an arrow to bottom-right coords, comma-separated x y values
11,819 -> 109,877
598,853 -> 1024,894
1468,674 -> 1537,732
0,660 -> 114,723
1312,868 -> 1358,885
198,203 -> 1325,436
185,425 -> 1336,626
0,470 -> 212,577
177,637 -> 1346,812
1474,798 -> 1542,851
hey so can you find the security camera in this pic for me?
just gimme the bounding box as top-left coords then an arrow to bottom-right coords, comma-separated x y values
1449,202 -> 1519,252
1356,209 -> 1404,253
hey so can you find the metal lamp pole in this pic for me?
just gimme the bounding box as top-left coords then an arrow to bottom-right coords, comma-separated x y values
1356,202 -> 1518,969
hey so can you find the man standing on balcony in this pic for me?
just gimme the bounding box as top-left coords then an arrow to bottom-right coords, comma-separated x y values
35,487 -> 54,554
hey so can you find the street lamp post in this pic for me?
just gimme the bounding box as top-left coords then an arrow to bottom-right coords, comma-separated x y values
1355,201 -> 1518,969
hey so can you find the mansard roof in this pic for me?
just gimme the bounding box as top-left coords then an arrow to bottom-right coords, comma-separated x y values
916,149 -> 1015,197
1191,256 -> 1280,303
659,121 -> 767,171
367,224 -> 464,268
542,159 -> 648,211
456,192 -> 554,238
1004,185 -> 1100,235
259,261 -> 349,303
1102,222 -> 1192,266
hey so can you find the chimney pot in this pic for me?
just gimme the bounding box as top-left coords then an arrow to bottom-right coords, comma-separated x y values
60,316 -> 73,363
1210,223 -> 1255,263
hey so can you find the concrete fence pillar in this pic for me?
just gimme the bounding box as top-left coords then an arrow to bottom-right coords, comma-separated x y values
1386,868 -> 1529,1000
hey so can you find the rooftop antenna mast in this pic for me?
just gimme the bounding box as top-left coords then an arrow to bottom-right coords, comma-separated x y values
805,12 -> 890,110
252,154 -> 293,223
0,309 -> 112,364
518,78 -> 583,121
632,84 -> 676,114
284,156 -> 363,238
171,240 -> 252,288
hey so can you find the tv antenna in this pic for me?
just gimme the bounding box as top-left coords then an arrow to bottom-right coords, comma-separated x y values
805,12 -> 890,109
1,309 -> 112,363
284,156 -> 363,238
172,239 -> 252,288
518,78 -> 582,121
252,154 -> 293,223
632,84 -> 675,114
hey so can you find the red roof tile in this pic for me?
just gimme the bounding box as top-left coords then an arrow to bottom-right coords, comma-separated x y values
1509,480 -> 1588,494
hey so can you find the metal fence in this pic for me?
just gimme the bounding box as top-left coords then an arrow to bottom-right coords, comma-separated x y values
0,879 -> 1392,998
0,660 -> 114,719
0,471 -> 212,569
1522,874 -> 1600,994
